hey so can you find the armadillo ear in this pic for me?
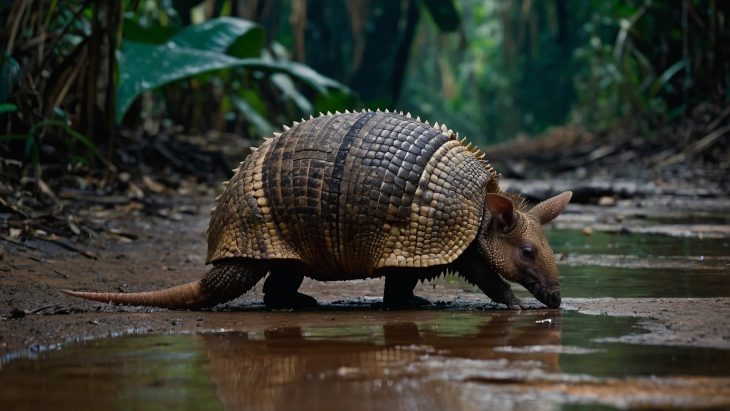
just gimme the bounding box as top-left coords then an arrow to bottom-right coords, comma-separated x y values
485,193 -> 515,232
529,191 -> 572,225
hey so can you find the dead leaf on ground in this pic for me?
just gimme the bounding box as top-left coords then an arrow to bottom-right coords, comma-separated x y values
143,176 -> 166,193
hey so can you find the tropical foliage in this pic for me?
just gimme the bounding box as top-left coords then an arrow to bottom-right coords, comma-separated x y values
402,0 -> 728,143
1,0 -> 727,170
0,0 -> 348,172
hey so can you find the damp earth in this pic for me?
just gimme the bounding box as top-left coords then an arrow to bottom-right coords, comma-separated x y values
1,185 -> 730,410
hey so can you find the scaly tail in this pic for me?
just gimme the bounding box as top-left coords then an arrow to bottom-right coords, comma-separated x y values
61,262 -> 267,309
61,281 -> 207,308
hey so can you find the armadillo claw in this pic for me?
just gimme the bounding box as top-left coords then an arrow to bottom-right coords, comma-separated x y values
506,299 -> 526,310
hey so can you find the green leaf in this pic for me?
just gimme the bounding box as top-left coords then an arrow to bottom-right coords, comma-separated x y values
172,17 -> 264,58
30,120 -> 115,170
116,41 -> 348,123
0,102 -> 18,113
268,60 -> 346,94
117,40 -> 242,122
1,53 -> 21,103
270,73 -> 312,113
116,17 -> 348,123
232,96 -> 273,136
123,17 -> 177,44
649,59 -> 687,97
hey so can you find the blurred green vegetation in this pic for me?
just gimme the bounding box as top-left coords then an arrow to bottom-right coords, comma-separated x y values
403,0 -> 729,143
1,0 -> 727,173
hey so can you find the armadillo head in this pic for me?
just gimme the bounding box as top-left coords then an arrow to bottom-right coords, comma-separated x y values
477,191 -> 572,308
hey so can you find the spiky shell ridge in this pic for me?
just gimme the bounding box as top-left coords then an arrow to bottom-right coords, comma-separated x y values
243,110 -> 500,193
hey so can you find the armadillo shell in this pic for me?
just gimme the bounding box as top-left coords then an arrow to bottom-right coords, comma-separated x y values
206,111 -> 497,277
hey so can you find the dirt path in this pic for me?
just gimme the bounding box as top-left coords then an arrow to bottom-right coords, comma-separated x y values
2,192 -> 730,360
0,194 -> 212,358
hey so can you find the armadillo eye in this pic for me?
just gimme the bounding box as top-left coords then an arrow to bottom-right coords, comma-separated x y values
520,246 -> 535,261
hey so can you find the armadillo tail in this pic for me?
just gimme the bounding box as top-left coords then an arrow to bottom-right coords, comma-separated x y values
61,280 -> 210,309
61,261 -> 269,310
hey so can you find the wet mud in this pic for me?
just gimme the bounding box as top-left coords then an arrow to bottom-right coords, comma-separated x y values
1,186 -> 730,409
2,311 -> 729,410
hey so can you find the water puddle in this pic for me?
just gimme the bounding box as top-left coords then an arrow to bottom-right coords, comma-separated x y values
556,265 -> 730,298
548,229 -> 730,258
548,228 -> 730,298
2,311 -> 729,410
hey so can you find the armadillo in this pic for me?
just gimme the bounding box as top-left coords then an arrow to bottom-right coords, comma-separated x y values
63,110 -> 571,309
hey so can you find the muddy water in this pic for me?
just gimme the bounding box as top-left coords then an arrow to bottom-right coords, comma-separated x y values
2,310 -> 729,411
3,209 -> 730,410
551,229 -> 730,298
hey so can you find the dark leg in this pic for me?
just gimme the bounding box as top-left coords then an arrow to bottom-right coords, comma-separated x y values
383,274 -> 432,309
451,246 -> 525,310
263,271 -> 318,309
472,272 -> 525,310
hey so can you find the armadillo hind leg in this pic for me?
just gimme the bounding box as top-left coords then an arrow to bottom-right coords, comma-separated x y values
262,271 -> 318,310
200,261 -> 268,306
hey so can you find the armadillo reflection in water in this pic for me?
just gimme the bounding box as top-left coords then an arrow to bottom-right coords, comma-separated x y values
63,110 -> 571,309
196,312 -> 562,411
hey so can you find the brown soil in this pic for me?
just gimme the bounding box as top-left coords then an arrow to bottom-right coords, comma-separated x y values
2,191 -> 730,360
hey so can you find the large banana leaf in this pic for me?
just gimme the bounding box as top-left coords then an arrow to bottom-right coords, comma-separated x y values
116,17 -> 346,123
171,17 -> 264,58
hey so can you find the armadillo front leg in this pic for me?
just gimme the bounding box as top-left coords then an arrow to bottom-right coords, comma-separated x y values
381,267 -> 443,309
451,244 -> 525,310
470,270 -> 525,310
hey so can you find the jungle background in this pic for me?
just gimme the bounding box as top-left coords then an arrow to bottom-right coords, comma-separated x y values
1,0 -> 729,245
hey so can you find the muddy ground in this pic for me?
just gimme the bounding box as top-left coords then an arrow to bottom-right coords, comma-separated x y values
2,186 -> 729,361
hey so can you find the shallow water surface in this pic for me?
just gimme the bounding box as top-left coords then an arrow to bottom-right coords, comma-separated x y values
3,206 -> 730,410
548,229 -> 730,258
546,229 -> 730,298
2,310 -> 729,411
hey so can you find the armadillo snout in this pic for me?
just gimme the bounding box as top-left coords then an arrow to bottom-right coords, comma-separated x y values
542,289 -> 561,308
